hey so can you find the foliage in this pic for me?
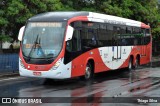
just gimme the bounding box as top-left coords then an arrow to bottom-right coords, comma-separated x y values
0,0 -> 62,41
0,35 -> 12,42
0,0 -> 160,42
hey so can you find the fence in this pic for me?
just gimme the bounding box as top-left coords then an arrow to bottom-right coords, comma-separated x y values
0,54 -> 19,73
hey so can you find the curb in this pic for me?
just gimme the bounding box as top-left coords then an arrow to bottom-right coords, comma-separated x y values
0,73 -> 19,78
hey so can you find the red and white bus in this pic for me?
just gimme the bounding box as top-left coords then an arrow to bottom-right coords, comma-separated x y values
18,12 -> 151,80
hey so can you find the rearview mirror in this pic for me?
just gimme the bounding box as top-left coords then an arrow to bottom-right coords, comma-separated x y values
65,25 -> 74,41
18,26 -> 25,41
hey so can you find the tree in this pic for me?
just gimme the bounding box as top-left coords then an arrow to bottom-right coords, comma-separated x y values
0,1 -> 10,42
1,0 -> 160,49
0,0 -> 63,42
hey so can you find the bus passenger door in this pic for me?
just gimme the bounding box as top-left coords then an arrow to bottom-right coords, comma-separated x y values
113,46 -> 121,60
113,27 -> 121,60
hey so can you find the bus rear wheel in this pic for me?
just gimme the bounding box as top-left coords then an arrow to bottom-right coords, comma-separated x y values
128,58 -> 133,71
134,57 -> 140,69
84,63 -> 93,80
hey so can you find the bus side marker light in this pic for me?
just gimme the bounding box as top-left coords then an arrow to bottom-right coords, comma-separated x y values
90,52 -> 94,55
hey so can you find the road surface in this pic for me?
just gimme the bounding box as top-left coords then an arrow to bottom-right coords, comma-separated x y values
0,63 -> 160,106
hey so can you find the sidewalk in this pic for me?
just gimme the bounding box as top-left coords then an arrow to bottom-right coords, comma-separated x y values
0,72 -> 19,79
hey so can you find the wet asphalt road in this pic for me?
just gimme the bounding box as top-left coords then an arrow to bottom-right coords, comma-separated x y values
0,62 -> 160,106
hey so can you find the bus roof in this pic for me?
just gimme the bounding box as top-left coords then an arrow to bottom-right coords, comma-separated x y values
28,11 -> 150,28
28,11 -> 89,22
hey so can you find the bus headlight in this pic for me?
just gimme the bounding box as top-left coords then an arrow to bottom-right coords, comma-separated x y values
51,58 -> 62,70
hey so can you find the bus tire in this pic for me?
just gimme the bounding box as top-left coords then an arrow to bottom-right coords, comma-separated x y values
84,62 -> 93,80
134,56 -> 140,69
128,58 -> 133,71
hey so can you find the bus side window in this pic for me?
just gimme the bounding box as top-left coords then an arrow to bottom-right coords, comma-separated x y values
113,26 -> 120,46
120,25 -> 127,46
141,28 -> 146,45
106,24 -> 113,46
125,26 -> 133,45
141,28 -> 146,35
81,22 -> 99,50
87,29 -> 97,47
143,28 -> 151,45
72,29 -> 81,51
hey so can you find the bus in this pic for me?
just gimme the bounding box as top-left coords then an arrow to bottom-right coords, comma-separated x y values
18,11 -> 151,80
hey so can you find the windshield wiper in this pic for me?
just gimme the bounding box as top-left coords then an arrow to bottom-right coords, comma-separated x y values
27,34 -> 39,61
37,37 -> 46,58
27,34 -> 47,61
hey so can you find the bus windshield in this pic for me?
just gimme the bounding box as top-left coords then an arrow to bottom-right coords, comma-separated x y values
22,22 -> 66,59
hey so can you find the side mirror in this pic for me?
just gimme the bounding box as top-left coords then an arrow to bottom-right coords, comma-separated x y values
18,26 -> 25,41
65,25 -> 74,41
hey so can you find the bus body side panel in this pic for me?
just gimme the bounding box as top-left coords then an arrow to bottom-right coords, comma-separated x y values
140,23 -> 151,65
69,14 -> 152,78
119,44 -> 151,69
98,46 -> 133,70
139,43 -> 152,65
119,46 -> 135,69
70,43 -> 151,78
71,46 -> 133,77
70,48 -> 110,77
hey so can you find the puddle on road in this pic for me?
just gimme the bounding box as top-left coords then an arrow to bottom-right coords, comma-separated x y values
1,67 -> 160,106
16,68 -> 160,97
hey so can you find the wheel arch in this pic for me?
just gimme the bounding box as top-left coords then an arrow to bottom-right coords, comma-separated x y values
86,58 -> 95,74
133,53 -> 140,65
136,54 -> 140,65
130,55 -> 134,63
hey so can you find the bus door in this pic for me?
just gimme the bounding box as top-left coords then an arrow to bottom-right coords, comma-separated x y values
113,27 -> 121,60
64,22 -> 82,64
141,29 -> 147,56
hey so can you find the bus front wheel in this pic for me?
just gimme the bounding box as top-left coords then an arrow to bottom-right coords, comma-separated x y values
84,63 -> 93,80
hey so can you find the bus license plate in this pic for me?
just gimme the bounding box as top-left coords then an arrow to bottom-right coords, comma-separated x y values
33,72 -> 41,76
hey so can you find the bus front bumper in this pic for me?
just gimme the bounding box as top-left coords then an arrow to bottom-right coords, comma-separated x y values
19,61 -> 72,79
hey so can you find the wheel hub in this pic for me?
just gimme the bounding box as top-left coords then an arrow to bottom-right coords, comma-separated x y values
85,67 -> 91,79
